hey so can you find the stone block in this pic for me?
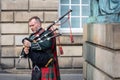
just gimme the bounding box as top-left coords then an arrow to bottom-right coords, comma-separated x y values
14,47 -> 23,57
57,35 -> 83,44
1,23 -> 28,34
57,46 -> 82,56
42,23 -> 51,29
83,42 -> 120,77
72,57 -> 84,68
85,63 -> 119,80
1,35 -> 14,45
41,23 -> 58,30
84,23 -> 120,49
1,47 -> 15,57
58,57 -> 72,68
83,61 -> 87,80
1,12 -> 13,22
15,58 -> 32,69
44,12 -> 58,22
15,11 -> 43,22
15,35 -> 28,45
30,0 -> 58,10
1,58 -> 14,69
1,0 -> 28,10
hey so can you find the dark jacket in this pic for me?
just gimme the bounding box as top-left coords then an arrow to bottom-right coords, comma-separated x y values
23,28 -> 54,67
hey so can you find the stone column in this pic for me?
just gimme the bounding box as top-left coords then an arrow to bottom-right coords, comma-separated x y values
0,0 -> 2,69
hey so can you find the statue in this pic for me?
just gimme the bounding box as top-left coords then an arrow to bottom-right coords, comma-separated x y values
88,0 -> 120,23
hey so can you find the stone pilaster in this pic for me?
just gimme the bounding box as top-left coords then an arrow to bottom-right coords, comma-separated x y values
83,23 -> 120,80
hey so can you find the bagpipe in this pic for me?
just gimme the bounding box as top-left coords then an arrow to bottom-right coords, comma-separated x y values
18,9 -> 73,66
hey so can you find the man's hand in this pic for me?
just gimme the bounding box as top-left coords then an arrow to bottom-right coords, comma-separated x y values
23,39 -> 31,54
23,39 -> 31,47
23,46 -> 30,54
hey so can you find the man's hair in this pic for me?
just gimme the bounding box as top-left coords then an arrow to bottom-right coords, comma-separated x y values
28,16 -> 41,23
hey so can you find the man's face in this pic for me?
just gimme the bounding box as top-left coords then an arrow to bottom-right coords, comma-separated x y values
28,19 -> 41,33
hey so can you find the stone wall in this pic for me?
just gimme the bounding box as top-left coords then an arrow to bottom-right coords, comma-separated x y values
0,0 -> 83,69
83,23 -> 120,80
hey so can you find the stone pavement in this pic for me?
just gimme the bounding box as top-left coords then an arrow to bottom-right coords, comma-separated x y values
0,73 -> 83,80
0,69 -> 83,80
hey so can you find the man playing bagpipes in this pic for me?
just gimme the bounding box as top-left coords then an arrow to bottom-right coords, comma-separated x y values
21,16 -> 61,80
18,9 -> 72,80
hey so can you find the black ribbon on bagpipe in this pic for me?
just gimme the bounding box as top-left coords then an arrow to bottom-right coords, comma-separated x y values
18,9 -> 72,64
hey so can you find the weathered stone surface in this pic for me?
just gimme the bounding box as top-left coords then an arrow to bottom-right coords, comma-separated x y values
15,58 -> 32,69
72,57 -> 84,68
15,11 -> 43,22
1,47 -> 15,57
15,35 -> 28,45
84,23 -> 120,49
85,63 -> 120,80
58,57 -> 72,68
14,47 -> 23,57
83,61 -> 87,80
83,42 -> 120,77
1,12 -> 13,22
1,35 -> 14,45
57,46 -> 82,56
1,58 -> 14,69
1,23 -> 28,34
41,23 -> 51,29
57,35 -> 83,44
44,12 -> 58,22
1,0 -> 28,10
30,0 -> 58,10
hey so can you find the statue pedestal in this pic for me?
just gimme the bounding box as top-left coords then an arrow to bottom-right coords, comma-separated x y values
88,15 -> 120,23
83,23 -> 120,80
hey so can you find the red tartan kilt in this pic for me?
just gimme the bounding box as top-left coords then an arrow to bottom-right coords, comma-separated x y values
38,38 -> 60,80
39,67 -> 57,80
